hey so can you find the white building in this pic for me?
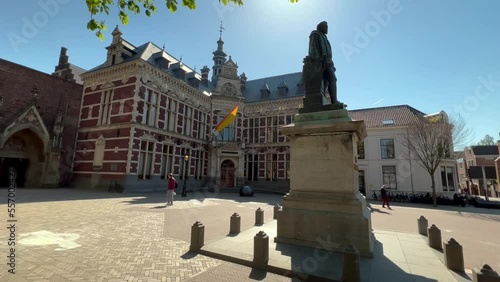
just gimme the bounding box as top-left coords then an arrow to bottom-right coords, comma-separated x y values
351,106 -> 458,197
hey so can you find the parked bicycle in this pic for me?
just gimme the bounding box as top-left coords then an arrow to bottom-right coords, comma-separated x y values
108,181 -> 124,193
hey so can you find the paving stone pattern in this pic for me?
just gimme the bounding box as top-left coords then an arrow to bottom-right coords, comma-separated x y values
0,189 -> 285,282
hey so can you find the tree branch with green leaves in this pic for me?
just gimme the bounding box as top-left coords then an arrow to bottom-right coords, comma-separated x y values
85,0 -> 299,40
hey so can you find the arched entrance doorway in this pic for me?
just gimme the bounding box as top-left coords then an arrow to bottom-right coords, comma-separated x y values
220,159 -> 235,188
0,128 -> 45,187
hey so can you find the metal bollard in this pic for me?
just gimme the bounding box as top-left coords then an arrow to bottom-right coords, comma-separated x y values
253,231 -> 269,270
255,207 -> 264,225
190,221 -> 205,252
273,204 -> 281,220
427,224 -> 442,250
417,215 -> 428,236
342,244 -> 360,282
473,264 -> 500,282
444,238 -> 464,272
230,213 -> 241,235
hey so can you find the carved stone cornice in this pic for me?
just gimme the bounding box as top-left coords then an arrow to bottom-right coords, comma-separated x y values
137,62 -> 211,107
162,137 -> 176,145
82,61 -> 139,87
134,124 -> 208,145
194,144 -> 206,151
180,140 -> 194,149
243,96 -> 302,117
140,132 -> 156,142
218,142 -> 241,151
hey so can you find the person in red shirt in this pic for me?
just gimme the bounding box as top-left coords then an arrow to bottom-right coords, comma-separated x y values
380,184 -> 390,208
166,173 -> 177,206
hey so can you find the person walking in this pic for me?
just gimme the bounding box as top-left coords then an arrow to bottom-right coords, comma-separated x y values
166,173 -> 177,206
380,184 -> 390,208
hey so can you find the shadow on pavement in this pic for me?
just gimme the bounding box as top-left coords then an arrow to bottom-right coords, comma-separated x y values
277,239 -> 441,281
370,206 -> 391,215
367,199 -> 500,217
1,187 -> 285,207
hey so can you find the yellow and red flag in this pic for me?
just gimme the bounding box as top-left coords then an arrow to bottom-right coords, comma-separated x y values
213,105 -> 238,135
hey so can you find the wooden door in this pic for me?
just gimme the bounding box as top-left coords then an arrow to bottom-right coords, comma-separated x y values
220,160 -> 235,188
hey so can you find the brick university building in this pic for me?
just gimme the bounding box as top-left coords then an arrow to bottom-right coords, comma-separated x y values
1,27 -> 459,195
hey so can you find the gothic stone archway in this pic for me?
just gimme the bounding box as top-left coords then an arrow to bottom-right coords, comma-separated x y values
0,128 -> 46,187
220,159 -> 235,188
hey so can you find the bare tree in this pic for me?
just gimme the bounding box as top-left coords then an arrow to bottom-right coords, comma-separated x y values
400,113 -> 474,206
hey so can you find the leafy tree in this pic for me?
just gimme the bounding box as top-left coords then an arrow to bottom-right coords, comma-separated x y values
400,114 -> 473,206
478,134 -> 495,145
86,0 -> 299,40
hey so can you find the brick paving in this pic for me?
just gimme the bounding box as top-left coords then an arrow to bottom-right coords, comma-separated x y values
184,262 -> 304,282
0,188 -> 285,282
1,188 -> 499,281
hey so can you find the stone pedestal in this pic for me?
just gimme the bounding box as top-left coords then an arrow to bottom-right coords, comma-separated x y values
275,109 -> 374,257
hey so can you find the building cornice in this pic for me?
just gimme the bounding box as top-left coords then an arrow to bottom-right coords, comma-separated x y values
242,97 -> 302,117
137,61 -> 211,109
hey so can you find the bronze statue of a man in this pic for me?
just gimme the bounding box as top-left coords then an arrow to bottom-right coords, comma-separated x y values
308,21 -> 337,104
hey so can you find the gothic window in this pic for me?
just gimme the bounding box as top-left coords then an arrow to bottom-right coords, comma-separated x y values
245,153 -> 259,181
265,153 -> 278,181
197,112 -> 207,140
216,115 -> 236,143
99,90 -> 113,125
184,106 -> 193,137
266,117 -> 278,143
160,144 -> 174,179
143,89 -> 158,127
168,100 -> 177,132
138,140 -> 155,179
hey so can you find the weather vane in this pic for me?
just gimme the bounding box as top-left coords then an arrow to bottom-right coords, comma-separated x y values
219,21 -> 225,39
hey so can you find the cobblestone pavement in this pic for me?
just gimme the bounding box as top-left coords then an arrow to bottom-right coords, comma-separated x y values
0,188 -> 290,282
184,262 -> 304,282
1,188 -> 499,281
368,200 -> 500,271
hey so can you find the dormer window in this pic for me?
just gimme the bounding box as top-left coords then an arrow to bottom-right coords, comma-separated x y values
277,77 -> 289,96
155,57 -> 169,70
296,78 -> 304,94
260,82 -> 271,97
111,54 -> 116,65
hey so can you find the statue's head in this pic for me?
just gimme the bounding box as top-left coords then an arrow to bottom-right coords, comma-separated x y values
317,21 -> 328,34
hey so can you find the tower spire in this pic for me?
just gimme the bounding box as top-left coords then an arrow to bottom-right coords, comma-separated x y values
219,21 -> 225,40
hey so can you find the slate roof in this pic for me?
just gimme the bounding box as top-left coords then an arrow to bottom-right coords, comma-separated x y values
471,145 -> 499,156
88,40 -> 214,93
348,105 -> 427,128
243,72 -> 303,102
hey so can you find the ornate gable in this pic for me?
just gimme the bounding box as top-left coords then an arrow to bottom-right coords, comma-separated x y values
101,81 -> 116,90
1,105 -> 50,149
144,80 -> 167,93
4,105 -> 50,138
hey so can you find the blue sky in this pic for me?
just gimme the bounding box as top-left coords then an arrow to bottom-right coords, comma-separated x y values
1,0 -> 499,146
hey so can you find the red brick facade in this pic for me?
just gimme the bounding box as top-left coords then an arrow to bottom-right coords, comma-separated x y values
0,58 -> 82,187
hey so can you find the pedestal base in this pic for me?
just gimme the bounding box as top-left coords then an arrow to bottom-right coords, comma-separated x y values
275,190 -> 374,257
276,110 -> 374,257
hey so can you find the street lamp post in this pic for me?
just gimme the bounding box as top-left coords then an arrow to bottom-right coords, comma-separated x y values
182,154 -> 189,197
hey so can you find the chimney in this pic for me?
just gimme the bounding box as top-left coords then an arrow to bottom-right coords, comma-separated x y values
52,47 -> 75,82
201,65 -> 210,87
